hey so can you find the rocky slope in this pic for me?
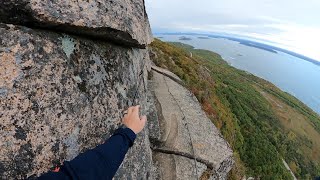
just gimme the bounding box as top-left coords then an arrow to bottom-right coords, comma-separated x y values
0,1 -> 233,179
150,39 -> 320,179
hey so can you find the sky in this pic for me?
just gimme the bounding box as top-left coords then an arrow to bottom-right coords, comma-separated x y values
145,0 -> 320,62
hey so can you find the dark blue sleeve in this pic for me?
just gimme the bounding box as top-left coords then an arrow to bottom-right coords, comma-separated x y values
38,128 -> 136,180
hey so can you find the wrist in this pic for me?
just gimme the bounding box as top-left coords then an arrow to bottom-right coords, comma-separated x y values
115,127 -> 137,147
120,124 -> 137,135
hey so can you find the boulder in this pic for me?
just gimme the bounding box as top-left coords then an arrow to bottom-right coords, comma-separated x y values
151,70 -> 234,179
0,0 -> 152,48
0,23 -> 152,179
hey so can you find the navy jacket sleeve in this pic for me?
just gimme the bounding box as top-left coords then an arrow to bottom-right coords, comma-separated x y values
38,128 -> 136,180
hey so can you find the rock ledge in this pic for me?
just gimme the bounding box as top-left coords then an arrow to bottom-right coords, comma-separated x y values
0,0 -> 152,48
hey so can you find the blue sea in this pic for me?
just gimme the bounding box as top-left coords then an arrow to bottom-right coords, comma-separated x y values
158,35 -> 320,115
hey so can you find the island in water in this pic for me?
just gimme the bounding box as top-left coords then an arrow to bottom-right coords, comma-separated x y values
198,36 -> 210,39
179,36 -> 192,40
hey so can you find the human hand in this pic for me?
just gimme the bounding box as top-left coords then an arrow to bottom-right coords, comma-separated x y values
122,105 -> 147,134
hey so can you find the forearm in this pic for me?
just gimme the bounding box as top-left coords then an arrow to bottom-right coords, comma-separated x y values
38,128 -> 136,180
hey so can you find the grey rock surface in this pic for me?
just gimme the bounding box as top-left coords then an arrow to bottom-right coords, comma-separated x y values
151,70 -> 234,179
151,71 -> 192,153
0,23 -> 152,179
0,0 -> 152,48
146,81 -> 162,144
153,152 -> 208,180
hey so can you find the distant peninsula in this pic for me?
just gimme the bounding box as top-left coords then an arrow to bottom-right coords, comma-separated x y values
198,36 -> 210,39
239,42 -> 278,53
158,32 -> 320,66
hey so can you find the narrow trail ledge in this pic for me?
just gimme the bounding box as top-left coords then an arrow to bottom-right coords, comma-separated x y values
147,68 -> 234,179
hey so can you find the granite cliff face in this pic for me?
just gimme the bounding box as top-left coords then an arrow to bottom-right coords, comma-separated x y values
0,1 -> 233,179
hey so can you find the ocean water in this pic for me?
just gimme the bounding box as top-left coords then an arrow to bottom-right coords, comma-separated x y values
158,35 -> 320,115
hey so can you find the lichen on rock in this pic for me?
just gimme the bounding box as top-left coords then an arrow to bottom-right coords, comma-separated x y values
60,35 -> 76,59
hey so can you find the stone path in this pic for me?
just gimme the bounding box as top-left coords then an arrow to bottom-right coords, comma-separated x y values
147,67 -> 234,179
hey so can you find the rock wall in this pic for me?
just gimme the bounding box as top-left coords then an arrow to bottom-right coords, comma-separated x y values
0,1 -> 233,179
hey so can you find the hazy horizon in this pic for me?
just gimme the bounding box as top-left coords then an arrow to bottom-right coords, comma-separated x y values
145,0 -> 320,62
